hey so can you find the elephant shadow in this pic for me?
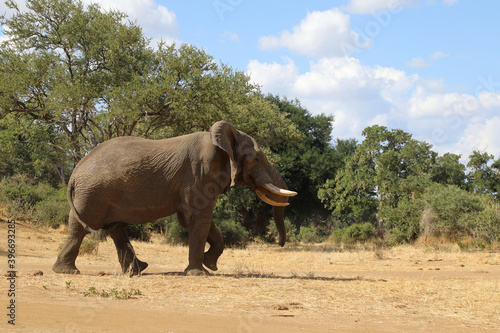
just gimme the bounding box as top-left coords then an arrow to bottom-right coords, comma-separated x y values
137,271 -> 377,282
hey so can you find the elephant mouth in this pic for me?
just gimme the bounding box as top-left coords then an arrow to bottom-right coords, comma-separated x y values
255,183 -> 297,207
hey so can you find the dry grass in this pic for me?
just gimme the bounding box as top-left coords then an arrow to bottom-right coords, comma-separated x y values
1,219 -> 499,332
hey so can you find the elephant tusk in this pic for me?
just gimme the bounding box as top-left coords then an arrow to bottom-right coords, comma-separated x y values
263,183 -> 298,197
256,189 -> 290,207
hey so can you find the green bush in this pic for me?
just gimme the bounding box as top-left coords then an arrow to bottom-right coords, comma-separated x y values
0,174 -> 69,227
331,223 -> 376,244
79,237 -> 99,255
424,183 -> 483,238
127,224 -> 152,242
383,198 -> 425,244
164,217 -> 189,245
33,187 -> 69,228
297,226 -> 321,243
266,218 -> 298,244
215,219 -> 250,248
457,207 -> 500,243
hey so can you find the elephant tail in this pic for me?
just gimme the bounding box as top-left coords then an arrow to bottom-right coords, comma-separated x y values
67,177 -> 97,233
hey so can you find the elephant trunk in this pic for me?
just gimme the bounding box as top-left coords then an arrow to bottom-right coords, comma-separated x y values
257,164 -> 295,247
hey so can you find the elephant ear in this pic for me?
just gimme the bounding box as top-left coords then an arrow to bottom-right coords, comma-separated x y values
210,121 -> 239,185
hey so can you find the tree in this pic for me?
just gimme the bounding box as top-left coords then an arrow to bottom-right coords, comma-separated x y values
0,115 -> 69,185
0,0 -> 299,168
319,125 -> 437,225
467,150 -> 500,198
430,153 -> 467,189
266,95 -> 353,230
0,0 -> 151,162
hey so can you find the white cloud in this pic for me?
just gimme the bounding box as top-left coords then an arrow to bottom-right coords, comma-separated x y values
429,51 -> 450,60
452,117 -> 500,158
1,0 -> 178,46
406,57 -> 431,68
248,55 -> 500,159
219,31 -> 240,43
344,0 -> 458,14
247,56 -> 417,139
345,0 -> 412,14
90,0 -> 178,43
247,57 -> 298,96
258,8 -> 371,57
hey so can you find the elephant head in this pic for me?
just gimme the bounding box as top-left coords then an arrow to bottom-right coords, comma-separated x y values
210,121 -> 297,246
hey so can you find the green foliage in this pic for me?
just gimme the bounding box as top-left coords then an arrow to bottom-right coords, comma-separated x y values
430,153 -> 467,189
127,224 -> 152,242
163,217 -> 189,246
266,95 -> 351,229
0,115 -> 69,186
383,198 -> 426,244
79,237 -> 99,255
466,150 -> 500,198
0,174 -> 68,227
162,216 -> 251,248
0,0 -> 299,165
266,218 -> 298,244
33,191 -> 69,228
296,227 -> 321,243
330,223 -> 376,244
214,219 -> 250,248
320,125 -> 436,226
423,183 -> 483,238
457,207 -> 500,243
83,286 -> 142,299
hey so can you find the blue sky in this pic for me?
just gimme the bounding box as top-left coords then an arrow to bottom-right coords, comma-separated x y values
2,0 -> 500,160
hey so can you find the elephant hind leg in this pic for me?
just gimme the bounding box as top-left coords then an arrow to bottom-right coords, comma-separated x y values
203,221 -> 224,272
53,211 -> 90,274
109,223 -> 148,276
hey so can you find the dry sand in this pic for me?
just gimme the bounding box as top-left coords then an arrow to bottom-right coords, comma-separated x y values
1,217 -> 499,332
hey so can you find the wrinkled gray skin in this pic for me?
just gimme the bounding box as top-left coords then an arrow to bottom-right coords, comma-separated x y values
52,121 -> 294,276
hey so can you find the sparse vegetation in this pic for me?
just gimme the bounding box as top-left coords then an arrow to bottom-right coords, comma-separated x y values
330,223 -> 376,244
83,287 -> 142,299
79,237 -> 99,255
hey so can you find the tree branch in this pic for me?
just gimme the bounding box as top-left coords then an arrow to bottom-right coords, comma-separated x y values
16,140 -> 67,152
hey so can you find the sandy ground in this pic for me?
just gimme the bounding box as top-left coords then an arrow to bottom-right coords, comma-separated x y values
1,217 -> 500,333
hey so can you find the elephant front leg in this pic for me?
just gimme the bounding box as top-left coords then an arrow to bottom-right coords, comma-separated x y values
53,211 -> 90,274
184,218 -> 213,276
204,221 -> 224,271
109,223 -> 148,276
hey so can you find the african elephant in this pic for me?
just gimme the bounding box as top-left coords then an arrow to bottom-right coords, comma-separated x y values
52,121 -> 297,276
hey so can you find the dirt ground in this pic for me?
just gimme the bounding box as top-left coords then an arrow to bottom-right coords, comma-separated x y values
1,217 -> 499,333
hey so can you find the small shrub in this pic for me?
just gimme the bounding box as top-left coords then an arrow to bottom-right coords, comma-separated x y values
330,223 -> 376,244
0,174 -> 69,228
457,207 -> 500,243
79,237 -> 99,255
424,183 -> 483,238
457,236 -> 488,250
127,224 -> 151,242
33,187 -> 69,228
297,227 -> 320,243
83,286 -> 142,299
383,198 -> 425,244
215,219 -> 250,248
164,218 -> 189,245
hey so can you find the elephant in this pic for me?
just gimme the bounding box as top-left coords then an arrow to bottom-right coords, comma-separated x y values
52,121 -> 297,276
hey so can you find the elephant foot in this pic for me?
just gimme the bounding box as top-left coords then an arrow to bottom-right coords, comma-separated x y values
184,267 -> 211,276
203,255 -> 218,272
52,261 -> 81,275
127,259 -> 149,277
